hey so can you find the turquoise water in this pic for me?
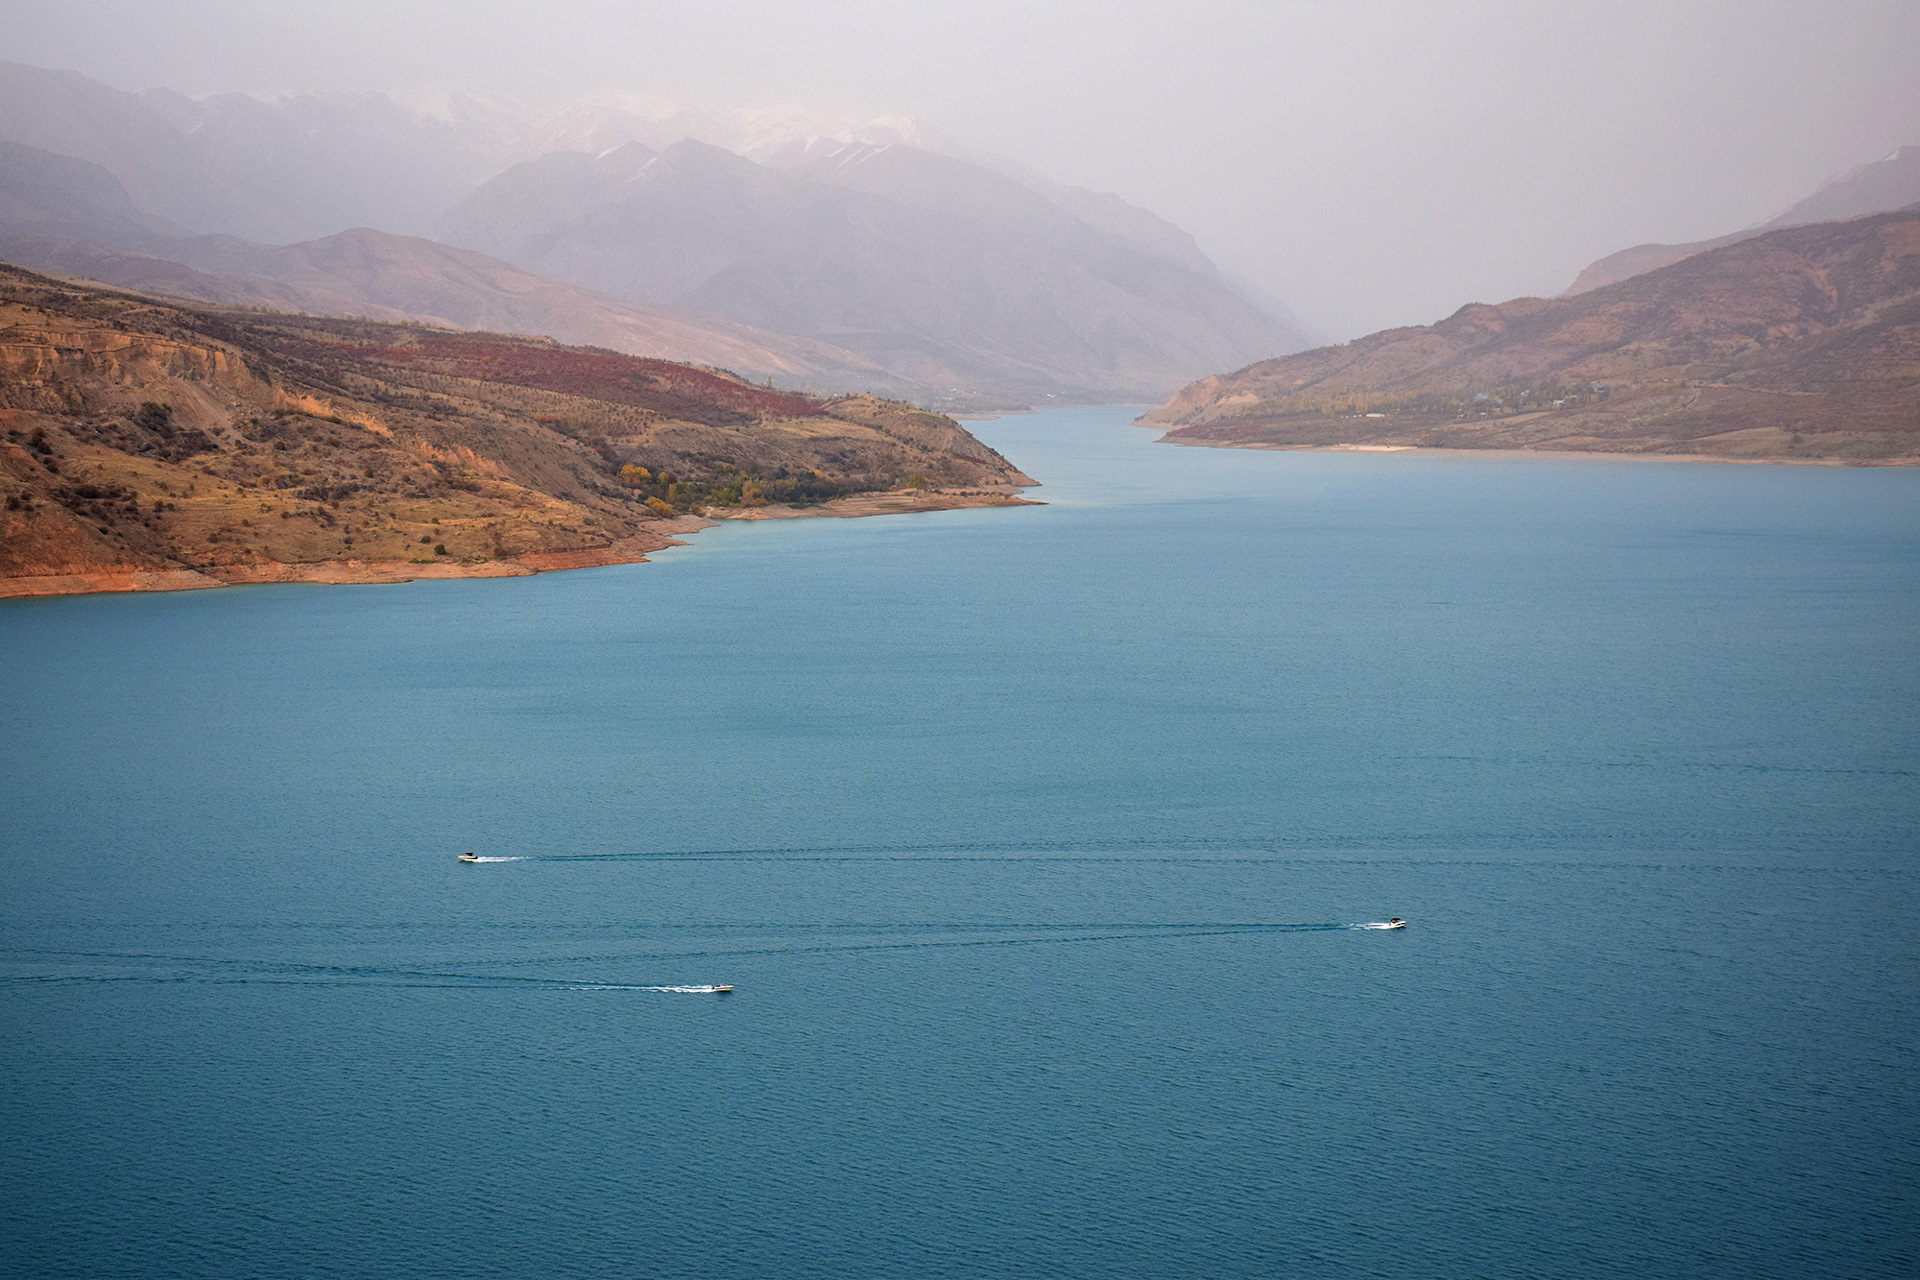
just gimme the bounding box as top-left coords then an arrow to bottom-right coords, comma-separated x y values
3,408 -> 1917,1278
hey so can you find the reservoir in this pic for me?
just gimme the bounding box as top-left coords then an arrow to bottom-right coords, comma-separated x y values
3,407 -> 1916,1278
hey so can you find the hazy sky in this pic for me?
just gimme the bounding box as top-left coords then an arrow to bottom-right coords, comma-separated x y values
5,0 -> 1918,338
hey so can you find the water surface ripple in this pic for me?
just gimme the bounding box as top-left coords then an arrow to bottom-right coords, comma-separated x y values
3,408 -> 1916,1278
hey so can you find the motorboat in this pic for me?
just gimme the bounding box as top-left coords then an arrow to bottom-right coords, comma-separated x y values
1362,918 -> 1406,929
457,852 -> 480,863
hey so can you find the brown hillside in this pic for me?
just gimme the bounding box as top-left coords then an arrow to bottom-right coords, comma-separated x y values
1143,210 -> 1920,463
0,264 -> 1036,597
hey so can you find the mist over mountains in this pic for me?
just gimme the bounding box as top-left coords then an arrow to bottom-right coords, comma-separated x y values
0,60 -> 1311,407
437,138 -> 1295,400
1564,146 -> 1920,296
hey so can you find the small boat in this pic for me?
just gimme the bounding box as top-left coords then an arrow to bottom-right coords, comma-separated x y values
1362,918 -> 1407,929
457,852 -> 480,863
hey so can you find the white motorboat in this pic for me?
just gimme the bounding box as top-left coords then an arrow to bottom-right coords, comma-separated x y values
1361,918 -> 1406,929
457,852 -> 480,863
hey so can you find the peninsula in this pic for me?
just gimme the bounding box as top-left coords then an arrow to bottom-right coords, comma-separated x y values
1141,209 -> 1920,464
0,264 -> 1037,598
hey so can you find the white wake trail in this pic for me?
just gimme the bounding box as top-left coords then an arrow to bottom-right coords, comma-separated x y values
569,984 -> 733,993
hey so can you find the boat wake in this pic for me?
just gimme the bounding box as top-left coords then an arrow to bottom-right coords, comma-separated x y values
5,921 -> 1392,992
467,856 -> 523,863
569,984 -> 732,994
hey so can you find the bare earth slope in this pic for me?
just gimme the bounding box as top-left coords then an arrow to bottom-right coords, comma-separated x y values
1141,210 -> 1920,464
0,264 -> 1036,597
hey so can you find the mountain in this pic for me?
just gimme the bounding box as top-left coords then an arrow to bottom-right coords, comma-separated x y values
0,60 -> 1316,402
0,141 -> 912,393
1565,145 -> 1920,295
519,93 -> 953,166
960,151 -> 1221,276
0,61 -> 962,244
0,61 -> 519,242
1142,209 -> 1920,463
0,263 -> 1036,596
438,139 -> 1309,401
0,227 -> 905,391
0,139 -> 187,243
742,141 -> 1323,360
0,62 -> 1100,246
1768,145 -> 1920,228
1561,230 -> 1756,298
972,156 -> 1324,339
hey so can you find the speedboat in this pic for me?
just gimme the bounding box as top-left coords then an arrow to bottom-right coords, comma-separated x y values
457,852 -> 480,863
1362,918 -> 1406,929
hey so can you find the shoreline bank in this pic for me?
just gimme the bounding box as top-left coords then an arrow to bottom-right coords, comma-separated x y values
0,490 -> 1040,600
1159,437 -> 1920,467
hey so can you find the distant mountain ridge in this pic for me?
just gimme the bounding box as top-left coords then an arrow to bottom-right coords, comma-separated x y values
0,60 -> 1313,404
1143,208 -> 1920,463
1564,145 -> 1920,295
437,138 -> 1306,400
0,62 -> 959,244
0,141 -> 904,395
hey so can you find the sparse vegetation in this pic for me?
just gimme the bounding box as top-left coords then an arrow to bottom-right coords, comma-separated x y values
1146,210 -> 1920,461
0,262 -> 1032,591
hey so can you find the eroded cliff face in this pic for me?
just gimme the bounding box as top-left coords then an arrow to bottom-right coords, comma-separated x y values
0,294 -> 274,586
0,264 -> 1037,597
1,325 -> 254,404
1142,211 -> 1920,463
